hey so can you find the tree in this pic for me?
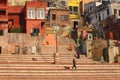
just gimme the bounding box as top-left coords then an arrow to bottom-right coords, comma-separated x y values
9,27 -> 22,33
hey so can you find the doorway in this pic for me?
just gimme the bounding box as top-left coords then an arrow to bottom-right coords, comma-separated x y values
73,21 -> 78,29
15,46 -> 20,54
0,47 -> 1,54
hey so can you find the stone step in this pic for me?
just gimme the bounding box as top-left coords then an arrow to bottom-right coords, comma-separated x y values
0,54 -> 98,64
1,75 -> 120,80
0,65 -> 120,70
0,70 -> 120,76
0,64 -> 119,69
40,45 -> 76,52
0,63 -> 119,80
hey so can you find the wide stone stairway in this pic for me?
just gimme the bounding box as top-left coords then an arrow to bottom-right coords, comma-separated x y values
0,36 -> 120,80
0,63 -> 120,80
0,47 -> 120,80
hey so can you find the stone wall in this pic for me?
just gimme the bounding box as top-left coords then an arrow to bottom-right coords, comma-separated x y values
108,46 -> 119,63
86,40 -> 92,58
0,33 -> 43,55
85,39 -> 108,60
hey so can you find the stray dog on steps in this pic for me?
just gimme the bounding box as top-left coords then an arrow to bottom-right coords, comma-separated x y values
64,66 -> 70,69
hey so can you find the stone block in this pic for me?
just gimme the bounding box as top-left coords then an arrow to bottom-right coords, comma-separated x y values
86,40 -> 92,58
108,46 -> 119,63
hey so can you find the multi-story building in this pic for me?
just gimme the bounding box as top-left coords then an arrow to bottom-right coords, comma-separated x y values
7,0 -> 46,36
80,0 -> 97,16
68,0 -> 80,19
25,0 -> 46,36
0,0 -> 47,54
49,9 -> 70,34
84,1 -> 120,39
8,6 -> 25,31
0,0 -> 8,35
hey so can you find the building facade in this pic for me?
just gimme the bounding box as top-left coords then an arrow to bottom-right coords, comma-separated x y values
50,9 -> 70,27
8,0 -> 33,6
0,0 -> 8,35
25,0 -> 46,35
68,0 -> 80,19
84,1 -> 120,39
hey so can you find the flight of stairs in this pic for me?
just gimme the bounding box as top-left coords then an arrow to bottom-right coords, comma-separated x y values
0,35 -> 98,64
0,53 -> 98,64
0,35 -> 119,80
0,63 -> 120,80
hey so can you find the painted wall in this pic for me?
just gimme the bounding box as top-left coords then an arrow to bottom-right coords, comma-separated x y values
8,0 -> 33,6
25,1 -> 46,35
50,9 -> 70,27
26,20 -> 45,35
68,0 -> 80,19
80,0 -> 95,15
0,0 -> 8,29
8,14 -> 20,28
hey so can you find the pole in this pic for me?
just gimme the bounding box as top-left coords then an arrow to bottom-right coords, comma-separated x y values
56,31 -> 58,53
54,0 -> 60,64
55,0 -> 58,53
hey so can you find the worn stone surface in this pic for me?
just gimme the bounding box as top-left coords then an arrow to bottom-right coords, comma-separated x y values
108,46 -> 119,63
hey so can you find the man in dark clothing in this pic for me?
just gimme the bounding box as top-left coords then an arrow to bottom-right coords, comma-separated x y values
76,52 -> 80,59
72,58 -> 77,69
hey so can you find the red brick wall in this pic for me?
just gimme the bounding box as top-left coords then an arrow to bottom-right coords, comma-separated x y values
26,20 -> 45,35
50,9 -> 70,26
8,14 -> 20,28
25,1 -> 46,35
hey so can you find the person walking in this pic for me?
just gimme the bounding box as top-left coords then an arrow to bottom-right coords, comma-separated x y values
72,58 -> 77,69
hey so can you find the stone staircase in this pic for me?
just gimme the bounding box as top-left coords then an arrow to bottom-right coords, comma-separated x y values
40,45 -> 75,53
0,35 -> 98,64
0,63 -> 120,80
0,53 -> 99,64
1,35 -> 119,80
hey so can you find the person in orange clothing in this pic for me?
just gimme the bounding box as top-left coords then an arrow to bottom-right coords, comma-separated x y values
109,32 -> 113,39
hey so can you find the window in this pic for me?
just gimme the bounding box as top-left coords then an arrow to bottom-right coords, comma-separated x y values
96,15 -> 97,19
0,47 -> 1,54
114,9 -> 117,14
73,7 -> 78,15
107,9 -> 109,15
99,13 -> 101,21
15,46 -> 20,54
47,1 -> 55,7
60,1 -> 66,7
60,15 -> 68,21
89,6 -> 92,11
28,8 -> 35,19
0,10 -> 6,15
23,47 -> 27,54
119,10 -> 120,16
0,30 -> 3,36
69,6 -> 73,14
30,28 -> 39,36
52,14 -> 56,20
37,8 -> 44,19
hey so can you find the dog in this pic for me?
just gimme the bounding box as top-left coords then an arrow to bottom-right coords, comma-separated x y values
32,58 -> 37,61
64,66 -> 70,69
